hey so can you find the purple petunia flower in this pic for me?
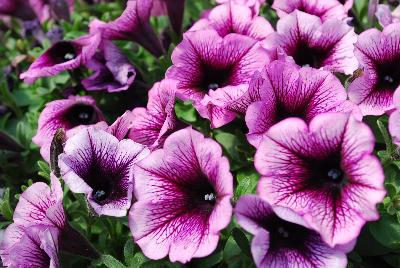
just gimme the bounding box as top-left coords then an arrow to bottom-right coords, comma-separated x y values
190,2 -> 274,41
348,23 -> 400,115
216,0 -> 265,15
244,61 -> 356,147
151,0 -> 185,35
20,32 -> 102,83
254,113 -> 386,247
33,95 -> 104,162
376,4 -> 400,27
0,0 -> 36,20
58,128 -> 150,217
263,11 -> 358,75
89,0 -> 164,57
235,195 -> 350,268
82,40 -> 136,92
166,29 -> 269,127
129,127 -> 233,263
128,79 -> 183,150
272,0 -> 348,21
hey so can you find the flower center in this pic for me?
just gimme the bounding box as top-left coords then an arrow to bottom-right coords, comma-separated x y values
199,64 -> 233,92
93,190 -> 107,202
64,104 -> 99,128
327,168 -> 343,181
278,227 -> 289,238
376,57 -> 400,91
292,42 -> 328,69
208,83 -> 219,90
49,41 -> 77,64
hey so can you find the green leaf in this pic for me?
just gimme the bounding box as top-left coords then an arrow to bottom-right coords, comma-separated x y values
232,228 -> 251,257
123,239 -> 136,267
174,101 -> 197,123
100,254 -> 127,268
369,214 -> 400,250
234,168 -> 259,201
189,250 -> 223,268
0,188 -> 13,221
37,160 -> 51,180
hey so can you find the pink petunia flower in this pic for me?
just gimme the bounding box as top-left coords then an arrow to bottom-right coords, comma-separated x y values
20,32 -> 102,84
89,0 -> 164,57
272,0 -> 348,21
129,128 -> 233,263
254,113 -> 386,247
82,40 -> 136,93
166,29 -> 269,127
190,2 -> 274,41
263,10 -> 358,75
235,195 -> 351,268
348,23 -> 400,115
128,79 -> 184,150
58,128 -> 150,217
244,61 -> 356,147
33,95 -> 104,162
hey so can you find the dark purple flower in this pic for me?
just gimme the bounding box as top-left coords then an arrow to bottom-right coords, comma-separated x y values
254,113 -> 386,247
190,2 -> 274,41
129,128 -> 233,263
152,0 -> 185,35
20,32 -> 102,83
348,23 -> 400,115
272,0 -> 348,21
263,11 -> 358,75
216,0 -> 265,15
59,127 -> 150,217
166,29 -> 269,127
376,4 -> 400,27
235,195 -> 350,268
82,40 -> 136,92
33,95 -> 104,162
89,0 -> 164,57
0,0 -> 36,20
129,79 -> 183,150
244,61 -> 356,146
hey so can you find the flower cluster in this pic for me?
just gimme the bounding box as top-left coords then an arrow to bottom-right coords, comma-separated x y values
2,0 -> 400,267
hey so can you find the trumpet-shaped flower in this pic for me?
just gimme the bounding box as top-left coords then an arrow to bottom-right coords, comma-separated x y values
33,95 -> 104,162
263,11 -> 357,75
235,195 -> 350,268
254,113 -> 386,247
348,23 -> 400,115
129,128 -> 233,263
58,128 -> 150,217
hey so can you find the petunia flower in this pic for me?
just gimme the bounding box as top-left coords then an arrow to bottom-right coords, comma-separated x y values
166,29 -> 269,127
20,32 -> 102,84
89,0 -> 164,57
216,0 -> 265,15
0,0 -> 36,20
245,60 -> 356,147
128,79 -> 183,150
151,0 -> 185,35
375,4 -> 400,27
272,0 -> 348,21
82,40 -> 136,92
254,113 -> 386,247
33,95 -> 104,162
190,2 -> 274,41
263,11 -> 358,75
129,127 -> 233,263
29,0 -> 74,23
58,128 -> 150,217
348,23 -> 400,115
235,195 -> 351,268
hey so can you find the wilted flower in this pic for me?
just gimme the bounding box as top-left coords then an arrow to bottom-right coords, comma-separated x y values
59,128 -> 150,217
348,23 -> 400,115
89,0 -> 164,57
129,79 -> 183,149
216,0 -> 265,15
245,61 -> 356,146
272,0 -> 348,21
152,0 -> 185,34
129,128 -> 233,263
20,32 -> 102,83
255,113 -> 386,247
82,40 -> 136,92
33,95 -> 104,162
235,195 -> 350,268
375,4 -> 400,27
190,2 -> 274,41
166,29 -> 269,127
263,11 -> 357,75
